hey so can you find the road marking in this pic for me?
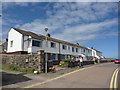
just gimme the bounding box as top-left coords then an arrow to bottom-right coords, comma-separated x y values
114,69 -> 118,89
110,68 -> 118,89
23,66 -> 97,88
23,67 -> 87,88
22,62 -> 112,88
110,67 -> 119,90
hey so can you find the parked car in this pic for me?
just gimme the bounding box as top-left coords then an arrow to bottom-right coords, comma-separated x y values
114,59 -> 120,64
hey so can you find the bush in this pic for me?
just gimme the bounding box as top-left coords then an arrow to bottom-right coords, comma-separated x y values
57,61 -> 65,67
0,64 -> 2,69
87,59 -> 92,61
82,59 -> 85,61
94,59 -> 100,64
9,66 -> 16,70
64,58 -> 71,62
95,59 -> 99,63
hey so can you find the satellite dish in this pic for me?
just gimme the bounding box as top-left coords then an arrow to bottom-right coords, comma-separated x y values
47,33 -> 51,37
44,27 -> 48,32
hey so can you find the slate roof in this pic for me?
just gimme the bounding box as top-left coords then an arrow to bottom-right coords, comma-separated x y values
13,27 -> 101,51
13,28 -> 44,40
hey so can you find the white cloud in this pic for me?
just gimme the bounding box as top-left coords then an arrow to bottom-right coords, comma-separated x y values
15,18 -> 117,44
3,2 -> 117,44
52,18 -> 117,42
105,31 -> 118,37
2,0 -> 120,2
2,2 -> 31,10
2,17 -> 22,26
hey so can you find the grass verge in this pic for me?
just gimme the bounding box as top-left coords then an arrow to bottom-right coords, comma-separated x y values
1,64 -> 38,74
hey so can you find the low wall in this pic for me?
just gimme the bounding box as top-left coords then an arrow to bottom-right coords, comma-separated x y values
53,61 -> 60,65
1,53 -> 45,72
83,61 -> 95,65
100,60 -> 114,63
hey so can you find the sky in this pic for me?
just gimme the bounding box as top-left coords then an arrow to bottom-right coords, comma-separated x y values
1,1 -> 119,58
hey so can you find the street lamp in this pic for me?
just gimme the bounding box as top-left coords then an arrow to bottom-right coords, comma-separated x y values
45,27 -> 48,73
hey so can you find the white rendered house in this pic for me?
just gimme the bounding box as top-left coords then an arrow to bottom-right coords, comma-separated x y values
0,39 -> 8,52
88,48 -> 103,59
7,28 -> 103,61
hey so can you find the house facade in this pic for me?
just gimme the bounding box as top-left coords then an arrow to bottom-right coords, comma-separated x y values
0,39 -> 8,53
88,48 -> 103,60
7,28 -> 103,61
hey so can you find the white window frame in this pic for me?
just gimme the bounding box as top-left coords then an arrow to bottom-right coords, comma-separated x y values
32,40 -> 42,47
10,40 -> 13,47
68,46 -> 70,50
51,42 -> 56,48
62,44 -> 67,50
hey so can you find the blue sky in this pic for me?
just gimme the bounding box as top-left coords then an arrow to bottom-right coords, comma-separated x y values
1,1 -> 118,58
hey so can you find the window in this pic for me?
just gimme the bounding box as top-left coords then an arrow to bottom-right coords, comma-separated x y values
72,47 -> 74,52
62,54 -> 66,60
68,46 -> 70,50
51,42 -> 56,48
88,50 -> 90,53
62,45 -> 67,50
10,40 -> 13,47
51,53 -> 57,60
83,49 -> 85,53
76,48 -> 78,52
32,40 -> 42,47
86,50 -> 88,54
80,49 -> 81,52
81,49 -> 83,52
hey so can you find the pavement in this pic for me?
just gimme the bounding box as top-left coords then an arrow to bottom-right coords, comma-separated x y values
1,62 -> 120,89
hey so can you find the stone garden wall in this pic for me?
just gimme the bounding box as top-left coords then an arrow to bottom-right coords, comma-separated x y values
1,51 -> 45,72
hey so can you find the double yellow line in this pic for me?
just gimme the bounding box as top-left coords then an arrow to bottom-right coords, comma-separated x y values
110,67 -> 119,90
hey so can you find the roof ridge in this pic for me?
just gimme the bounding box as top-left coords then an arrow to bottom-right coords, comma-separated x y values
13,27 -> 36,34
12,28 -> 96,50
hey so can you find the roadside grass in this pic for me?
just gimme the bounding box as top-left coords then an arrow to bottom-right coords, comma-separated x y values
1,64 -> 40,74
0,64 -> 2,69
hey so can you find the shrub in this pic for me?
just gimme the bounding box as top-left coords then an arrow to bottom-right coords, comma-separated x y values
87,59 -> 92,61
9,66 -> 16,70
57,61 -> 65,67
82,59 -> 85,61
95,59 -> 99,63
0,64 -> 2,69
64,58 -> 71,62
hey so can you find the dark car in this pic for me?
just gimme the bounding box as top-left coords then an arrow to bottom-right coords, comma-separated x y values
114,59 -> 120,64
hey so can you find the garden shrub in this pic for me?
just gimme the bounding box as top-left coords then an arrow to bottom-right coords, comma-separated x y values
57,61 -> 65,67
64,58 -> 71,62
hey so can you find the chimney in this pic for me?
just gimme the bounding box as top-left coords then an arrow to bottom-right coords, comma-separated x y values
76,43 -> 79,45
6,38 -> 8,42
47,33 -> 51,37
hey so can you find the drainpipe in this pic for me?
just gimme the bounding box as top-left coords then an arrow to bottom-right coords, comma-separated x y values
58,42 -> 61,63
59,42 -> 60,54
22,35 -> 24,51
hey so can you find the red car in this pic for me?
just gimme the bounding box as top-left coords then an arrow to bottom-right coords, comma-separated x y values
114,59 -> 120,64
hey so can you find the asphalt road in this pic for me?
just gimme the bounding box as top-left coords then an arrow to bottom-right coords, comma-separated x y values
2,62 -> 120,89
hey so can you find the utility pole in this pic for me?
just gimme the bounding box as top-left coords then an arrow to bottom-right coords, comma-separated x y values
45,27 -> 48,73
